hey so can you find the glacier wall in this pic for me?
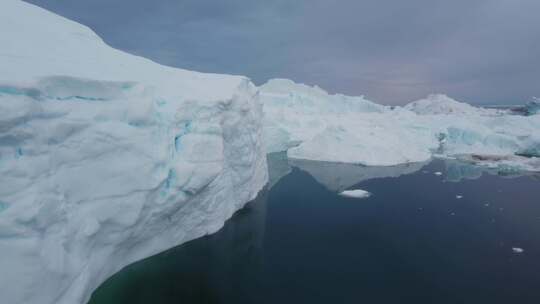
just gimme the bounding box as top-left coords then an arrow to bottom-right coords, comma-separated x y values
0,1 -> 267,304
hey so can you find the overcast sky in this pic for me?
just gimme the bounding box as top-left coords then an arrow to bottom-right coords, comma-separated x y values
26,0 -> 540,105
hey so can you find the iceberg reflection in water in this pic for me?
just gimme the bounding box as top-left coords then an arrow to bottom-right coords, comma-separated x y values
90,157 -> 540,304
289,157 -> 427,192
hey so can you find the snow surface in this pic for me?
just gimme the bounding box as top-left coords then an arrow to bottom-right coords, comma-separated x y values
261,81 -> 540,170
0,1 -> 267,304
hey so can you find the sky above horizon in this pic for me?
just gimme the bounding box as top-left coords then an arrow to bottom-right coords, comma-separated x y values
26,0 -> 540,105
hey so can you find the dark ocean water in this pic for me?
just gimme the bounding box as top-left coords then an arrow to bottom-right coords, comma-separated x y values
89,157 -> 540,304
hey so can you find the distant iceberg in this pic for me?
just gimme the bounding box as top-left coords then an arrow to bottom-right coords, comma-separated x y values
512,247 -> 525,253
404,94 -> 505,116
261,80 -> 540,170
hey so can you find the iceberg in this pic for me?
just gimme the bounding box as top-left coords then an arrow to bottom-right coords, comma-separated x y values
444,158 -> 540,182
260,78 -> 387,154
261,81 -> 540,170
512,247 -> 525,253
0,1 -> 267,304
524,97 -> 540,116
403,94 -> 503,116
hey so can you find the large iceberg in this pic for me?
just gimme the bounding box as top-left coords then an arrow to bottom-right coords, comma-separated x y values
0,1 -> 267,304
261,80 -> 540,170
2,0 -> 540,303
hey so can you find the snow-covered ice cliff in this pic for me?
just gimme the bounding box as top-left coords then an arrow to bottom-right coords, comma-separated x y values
0,1 -> 267,304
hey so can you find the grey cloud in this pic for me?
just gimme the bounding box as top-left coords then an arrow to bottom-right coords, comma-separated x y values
25,0 -> 540,104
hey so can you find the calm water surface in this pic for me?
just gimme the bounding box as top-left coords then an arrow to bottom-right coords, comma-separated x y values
90,157 -> 540,304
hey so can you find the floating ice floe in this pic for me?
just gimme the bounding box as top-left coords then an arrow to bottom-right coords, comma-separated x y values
2,1 -> 539,304
339,189 -> 372,199
512,247 -> 524,253
456,195 -> 464,199
434,171 -> 443,176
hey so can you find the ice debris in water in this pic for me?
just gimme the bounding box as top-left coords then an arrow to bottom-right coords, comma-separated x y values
456,195 -> 463,199
434,171 -> 443,176
512,247 -> 524,253
339,189 -> 371,199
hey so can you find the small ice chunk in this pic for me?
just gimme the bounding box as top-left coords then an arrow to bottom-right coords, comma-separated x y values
434,171 -> 443,176
512,247 -> 524,253
456,195 -> 463,199
339,189 -> 371,199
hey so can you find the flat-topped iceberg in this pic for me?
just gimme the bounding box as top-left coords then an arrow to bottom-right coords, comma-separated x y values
261,80 -> 540,170
0,1 -> 267,304
260,78 -> 387,154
